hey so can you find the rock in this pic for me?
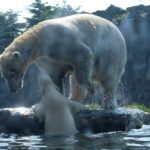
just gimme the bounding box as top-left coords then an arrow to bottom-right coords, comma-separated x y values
119,9 -> 150,105
0,107 -> 149,135
0,107 -> 43,134
74,108 -> 144,133
127,5 -> 150,17
93,5 -> 127,21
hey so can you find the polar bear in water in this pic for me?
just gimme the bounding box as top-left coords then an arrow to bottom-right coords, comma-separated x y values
32,72 -> 86,136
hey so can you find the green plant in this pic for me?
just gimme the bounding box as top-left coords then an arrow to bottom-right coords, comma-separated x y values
126,102 -> 150,113
86,103 -> 101,110
112,12 -> 129,25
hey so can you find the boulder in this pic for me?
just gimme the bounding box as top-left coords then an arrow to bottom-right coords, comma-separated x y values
0,107 -> 149,135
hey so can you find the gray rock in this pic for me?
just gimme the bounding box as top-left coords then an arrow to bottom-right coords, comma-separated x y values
0,107 -> 149,135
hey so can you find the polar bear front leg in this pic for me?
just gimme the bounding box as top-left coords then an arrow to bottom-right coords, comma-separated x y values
69,74 -> 86,102
71,43 -> 95,94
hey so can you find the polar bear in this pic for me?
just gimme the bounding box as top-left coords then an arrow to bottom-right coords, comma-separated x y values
32,72 -> 86,136
0,14 -> 127,109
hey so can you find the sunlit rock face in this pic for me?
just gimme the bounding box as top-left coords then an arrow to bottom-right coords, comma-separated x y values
119,9 -> 150,105
4,107 -> 33,115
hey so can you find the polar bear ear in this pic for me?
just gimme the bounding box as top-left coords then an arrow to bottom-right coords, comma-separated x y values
12,51 -> 21,59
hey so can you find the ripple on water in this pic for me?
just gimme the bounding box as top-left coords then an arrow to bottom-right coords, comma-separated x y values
124,125 -> 150,149
0,125 -> 150,150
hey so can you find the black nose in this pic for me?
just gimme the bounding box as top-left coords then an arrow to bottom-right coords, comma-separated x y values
9,88 -> 17,93
8,86 -> 18,93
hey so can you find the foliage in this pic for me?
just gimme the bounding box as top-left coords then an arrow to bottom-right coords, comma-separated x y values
0,10 -> 25,52
126,102 -> 150,113
0,0 -> 80,52
26,0 -> 56,27
26,0 -> 80,28
86,103 -> 101,110
53,0 -> 80,18
87,102 -> 150,112
112,12 -> 129,25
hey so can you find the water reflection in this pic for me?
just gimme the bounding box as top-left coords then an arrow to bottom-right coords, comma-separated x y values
123,125 -> 150,150
0,125 -> 150,150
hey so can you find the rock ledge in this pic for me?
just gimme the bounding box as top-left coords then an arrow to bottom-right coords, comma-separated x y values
0,107 -> 149,134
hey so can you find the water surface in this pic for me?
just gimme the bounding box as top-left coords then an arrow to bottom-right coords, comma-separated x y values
0,125 -> 150,150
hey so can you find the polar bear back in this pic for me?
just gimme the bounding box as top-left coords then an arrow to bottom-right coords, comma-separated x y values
14,14 -> 126,82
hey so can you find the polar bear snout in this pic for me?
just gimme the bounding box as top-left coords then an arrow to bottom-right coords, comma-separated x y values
6,78 -> 23,93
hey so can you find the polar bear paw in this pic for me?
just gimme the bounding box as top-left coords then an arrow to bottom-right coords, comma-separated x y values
32,103 -> 44,123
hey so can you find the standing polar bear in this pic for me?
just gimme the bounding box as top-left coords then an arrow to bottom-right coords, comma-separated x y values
0,14 -> 126,134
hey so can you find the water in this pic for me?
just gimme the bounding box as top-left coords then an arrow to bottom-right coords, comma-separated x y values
0,125 -> 150,150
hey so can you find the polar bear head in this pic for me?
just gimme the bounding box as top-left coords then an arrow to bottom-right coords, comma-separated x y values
0,49 -> 27,93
